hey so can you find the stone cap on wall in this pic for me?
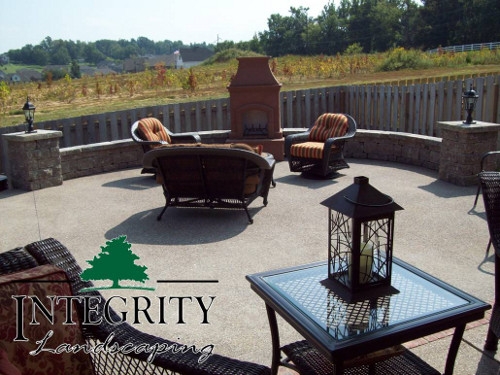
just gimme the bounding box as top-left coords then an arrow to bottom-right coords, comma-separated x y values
2,129 -> 63,142
437,120 -> 500,133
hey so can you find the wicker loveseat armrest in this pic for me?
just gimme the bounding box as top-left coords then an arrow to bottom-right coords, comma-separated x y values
0,247 -> 39,275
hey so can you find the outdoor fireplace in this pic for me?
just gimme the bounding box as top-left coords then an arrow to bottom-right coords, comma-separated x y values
227,56 -> 284,160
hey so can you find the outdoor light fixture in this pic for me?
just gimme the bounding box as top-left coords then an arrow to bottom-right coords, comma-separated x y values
23,97 -> 36,133
462,84 -> 479,125
321,176 -> 403,295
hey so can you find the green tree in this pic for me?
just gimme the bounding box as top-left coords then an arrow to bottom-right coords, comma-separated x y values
81,236 -> 149,289
84,44 -> 106,64
70,60 -> 81,79
418,0 -> 462,49
260,6 -> 313,56
51,41 -> 71,64
314,1 -> 349,55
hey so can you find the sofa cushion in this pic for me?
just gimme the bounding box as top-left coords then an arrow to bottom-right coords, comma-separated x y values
163,142 -> 262,154
308,113 -> 348,142
0,265 -> 94,375
138,117 -> 171,144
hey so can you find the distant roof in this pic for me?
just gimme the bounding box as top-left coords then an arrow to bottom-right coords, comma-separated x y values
179,47 -> 214,62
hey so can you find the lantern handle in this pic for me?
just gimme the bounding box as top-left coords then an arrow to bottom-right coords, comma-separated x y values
343,194 -> 394,207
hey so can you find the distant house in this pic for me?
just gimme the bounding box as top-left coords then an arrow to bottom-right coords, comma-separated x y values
9,74 -> 21,83
147,54 -> 180,69
123,53 -> 181,73
122,48 -> 213,73
0,70 -> 5,81
79,65 -> 116,77
17,69 -> 42,82
179,47 -> 214,68
123,57 -> 146,73
0,54 -> 8,65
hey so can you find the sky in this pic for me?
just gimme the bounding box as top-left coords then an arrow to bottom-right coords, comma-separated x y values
0,0 -> 336,54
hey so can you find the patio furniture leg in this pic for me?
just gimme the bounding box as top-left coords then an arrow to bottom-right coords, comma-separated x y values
485,327 -> 499,351
266,304 -> 281,375
473,184 -> 481,208
157,204 -> 168,221
245,207 -> 254,224
444,323 -> 465,375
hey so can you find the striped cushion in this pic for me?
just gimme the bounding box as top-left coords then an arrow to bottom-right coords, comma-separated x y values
138,118 -> 171,144
308,113 -> 348,142
291,141 -> 325,159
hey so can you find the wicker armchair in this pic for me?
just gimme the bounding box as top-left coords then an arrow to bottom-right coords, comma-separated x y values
473,151 -> 500,256
479,172 -> 500,351
0,238 -> 271,375
285,113 -> 357,178
130,117 -> 201,174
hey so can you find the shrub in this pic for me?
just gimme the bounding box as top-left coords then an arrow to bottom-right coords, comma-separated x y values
376,47 -> 431,71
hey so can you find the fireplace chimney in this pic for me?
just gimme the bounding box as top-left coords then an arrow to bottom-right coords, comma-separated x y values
227,56 -> 284,160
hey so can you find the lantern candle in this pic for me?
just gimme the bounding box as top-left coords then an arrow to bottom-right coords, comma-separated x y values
349,242 -> 373,284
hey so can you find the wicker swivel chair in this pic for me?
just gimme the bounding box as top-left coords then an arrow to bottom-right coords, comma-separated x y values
130,117 -> 201,174
479,171 -> 500,351
285,113 -> 356,178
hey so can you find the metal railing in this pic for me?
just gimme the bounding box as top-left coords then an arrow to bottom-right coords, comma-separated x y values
427,42 -> 500,54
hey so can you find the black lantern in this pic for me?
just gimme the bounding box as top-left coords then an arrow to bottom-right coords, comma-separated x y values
23,97 -> 36,133
321,176 -> 403,294
462,84 -> 479,125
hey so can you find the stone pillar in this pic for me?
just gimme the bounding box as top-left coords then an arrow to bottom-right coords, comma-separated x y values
2,130 -> 63,190
437,121 -> 500,186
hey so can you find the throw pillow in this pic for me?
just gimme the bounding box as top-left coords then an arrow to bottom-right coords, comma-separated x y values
138,118 -> 171,144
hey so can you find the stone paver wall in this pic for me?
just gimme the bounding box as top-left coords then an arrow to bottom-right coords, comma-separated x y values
345,130 -> 441,171
60,140 -> 142,180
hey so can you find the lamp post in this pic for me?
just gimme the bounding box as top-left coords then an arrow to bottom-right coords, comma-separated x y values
321,176 -> 403,295
23,97 -> 36,133
462,84 -> 479,125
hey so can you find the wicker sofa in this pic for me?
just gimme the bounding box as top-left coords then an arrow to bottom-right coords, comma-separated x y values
0,238 -> 271,375
143,144 -> 276,224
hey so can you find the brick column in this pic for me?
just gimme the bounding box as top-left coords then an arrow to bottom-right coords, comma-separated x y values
437,121 -> 500,186
2,130 -> 63,190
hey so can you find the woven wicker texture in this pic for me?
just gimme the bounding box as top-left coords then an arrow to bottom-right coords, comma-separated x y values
479,171 -> 500,346
282,340 -> 439,375
1,239 -> 271,375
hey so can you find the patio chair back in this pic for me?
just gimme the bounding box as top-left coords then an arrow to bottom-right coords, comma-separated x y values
479,171 -> 500,350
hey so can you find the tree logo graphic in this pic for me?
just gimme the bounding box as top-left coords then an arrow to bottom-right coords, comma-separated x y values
80,236 -> 155,292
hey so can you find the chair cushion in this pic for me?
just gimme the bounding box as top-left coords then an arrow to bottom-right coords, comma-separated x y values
0,264 -> 94,375
138,117 -> 171,144
308,113 -> 349,142
290,141 -> 339,159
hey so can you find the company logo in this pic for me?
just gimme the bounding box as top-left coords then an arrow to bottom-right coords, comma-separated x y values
10,236 -> 217,366
80,235 -> 155,292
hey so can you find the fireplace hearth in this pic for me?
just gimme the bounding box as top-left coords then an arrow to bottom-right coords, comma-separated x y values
227,56 -> 284,160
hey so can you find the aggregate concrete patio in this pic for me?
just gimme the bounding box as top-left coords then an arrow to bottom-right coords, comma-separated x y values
1,158 -> 500,374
